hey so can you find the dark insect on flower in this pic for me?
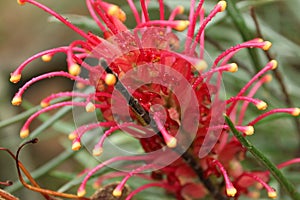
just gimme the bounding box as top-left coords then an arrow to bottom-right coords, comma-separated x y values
9,0 -> 300,199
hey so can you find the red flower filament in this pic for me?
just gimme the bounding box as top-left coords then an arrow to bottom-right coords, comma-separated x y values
10,0 -> 300,199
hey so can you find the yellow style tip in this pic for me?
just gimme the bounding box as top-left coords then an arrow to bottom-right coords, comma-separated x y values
93,147 -> 103,157
256,101 -> 268,110
69,64 -> 81,76
226,187 -> 237,197
263,41 -> 272,51
77,189 -> 86,197
194,60 -> 208,71
228,63 -> 238,73
76,82 -> 86,89
93,182 -> 100,189
270,60 -> 278,70
118,10 -> 126,22
292,108 -> 300,116
268,191 -> 277,199
108,5 -> 126,22
17,0 -> 25,5
218,1 -> 227,12
41,54 -> 52,62
72,141 -> 81,151
256,38 -> 264,42
264,74 -> 273,83
244,126 -> 254,136
40,101 -> 49,108
167,137 -> 177,148
12,96 -> 22,106
85,102 -> 96,112
177,6 -> 185,14
68,132 -> 77,140
174,20 -> 190,31
10,74 -> 21,83
105,73 -> 117,86
20,129 -> 29,138
112,188 -> 122,197
107,5 -> 119,16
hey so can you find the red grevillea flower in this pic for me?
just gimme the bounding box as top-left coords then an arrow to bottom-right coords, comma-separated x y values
11,0 -> 300,199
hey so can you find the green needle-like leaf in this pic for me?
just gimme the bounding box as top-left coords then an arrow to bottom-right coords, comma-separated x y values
226,0 -> 262,72
225,115 -> 300,200
0,106 -> 39,129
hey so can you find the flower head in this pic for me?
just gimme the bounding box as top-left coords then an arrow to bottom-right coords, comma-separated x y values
10,0 -> 300,199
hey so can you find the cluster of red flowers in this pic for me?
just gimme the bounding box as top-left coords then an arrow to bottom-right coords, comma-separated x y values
10,0 -> 300,199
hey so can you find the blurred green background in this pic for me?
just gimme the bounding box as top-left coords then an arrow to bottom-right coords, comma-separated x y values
0,0 -> 299,199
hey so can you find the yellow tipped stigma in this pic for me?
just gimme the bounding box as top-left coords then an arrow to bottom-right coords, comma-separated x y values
112,188 -> 122,197
69,64 -> 81,76
218,1 -> 227,12
262,41 -> 272,51
10,74 -> 21,83
174,20 -> 190,31
268,191 -> 277,199
245,126 -> 254,136
108,5 -> 126,22
77,189 -> 86,197
76,82 -> 86,89
41,54 -> 52,62
85,102 -> 96,112
107,5 -> 118,15
118,9 -> 126,22
270,60 -> 278,70
194,60 -> 208,71
20,129 -> 29,138
248,191 -> 260,199
17,0 -> 25,5
255,182 -> 263,189
228,63 -> 238,73
167,137 -> 177,148
257,38 -> 264,42
264,74 -> 273,83
292,108 -> 300,116
72,141 -> 82,151
177,5 -> 185,14
93,182 -> 100,189
105,73 -> 117,86
68,132 -> 77,140
40,101 -> 49,108
11,96 -> 22,106
256,101 -> 268,110
226,187 -> 237,197
93,147 -> 103,157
